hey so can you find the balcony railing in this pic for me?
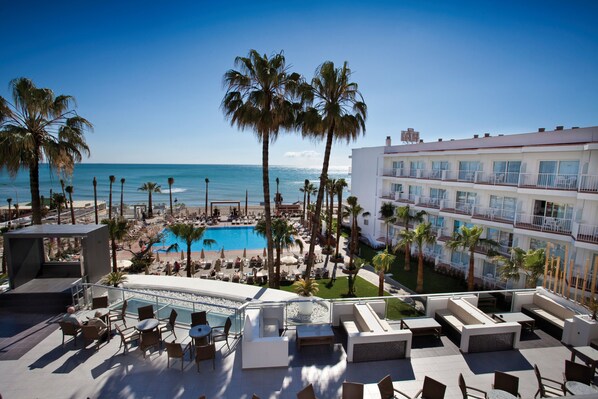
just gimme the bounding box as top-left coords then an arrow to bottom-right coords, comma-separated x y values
576,224 -> 598,244
380,168 -> 410,178
440,200 -> 474,215
416,196 -> 441,209
472,205 -> 516,223
519,173 -> 578,190
474,171 -> 520,186
514,213 -> 572,235
378,191 -> 396,200
580,175 -> 598,193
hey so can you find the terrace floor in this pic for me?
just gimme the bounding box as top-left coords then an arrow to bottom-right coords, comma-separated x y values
0,308 -> 582,399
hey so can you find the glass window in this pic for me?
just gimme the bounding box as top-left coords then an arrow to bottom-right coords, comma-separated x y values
530,238 -> 565,260
409,185 -> 422,197
430,188 -> 446,200
410,161 -> 424,177
482,261 -> 497,278
451,251 -> 469,266
453,220 -> 474,232
391,183 -> 402,193
558,160 -> 579,176
494,161 -> 521,184
428,215 -> 444,228
457,191 -> 476,204
459,161 -> 481,180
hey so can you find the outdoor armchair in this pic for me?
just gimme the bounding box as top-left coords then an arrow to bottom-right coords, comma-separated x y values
413,376 -> 446,399
137,305 -> 155,321
342,381 -> 364,399
115,323 -> 139,354
296,383 -> 317,399
493,371 -> 521,398
58,321 -> 80,347
195,342 -> 216,372
109,299 -> 128,327
92,296 -> 108,309
165,340 -> 192,371
533,364 -> 563,398
159,309 -> 178,339
211,317 -> 232,350
81,324 -> 109,351
191,311 -> 208,327
377,375 -> 410,399
458,373 -> 486,399
140,330 -> 161,358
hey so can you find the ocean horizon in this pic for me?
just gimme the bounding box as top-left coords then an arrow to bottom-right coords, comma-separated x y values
0,163 -> 351,208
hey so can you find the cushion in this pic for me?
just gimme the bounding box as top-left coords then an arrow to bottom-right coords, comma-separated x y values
263,318 -> 279,337
448,299 -> 482,325
534,294 -> 575,320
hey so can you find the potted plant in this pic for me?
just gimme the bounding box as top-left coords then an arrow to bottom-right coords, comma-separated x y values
101,271 -> 127,303
292,277 -> 319,316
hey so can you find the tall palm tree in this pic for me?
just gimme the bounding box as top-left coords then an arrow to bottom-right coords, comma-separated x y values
446,225 -> 497,291
334,179 -> 348,259
167,223 -> 216,278
492,247 -> 546,288
343,196 -> 369,271
379,202 -> 397,250
255,218 -> 304,288
168,177 -> 175,216
204,178 -> 209,216
60,179 -> 67,203
6,198 -> 12,229
306,182 -> 316,228
275,177 -> 281,207
102,218 -> 129,273
138,182 -> 161,218
412,223 -> 437,293
108,175 -> 115,219
326,178 -> 337,248
52,193 -> 66,225
372,249 -> 396,297
222,50 -> 301,288
396,205 -> 426,271
65,185 -> 75,224
0,78 -> 92,224
120,178 -> 125,217
300,179 -> 310,224
301,61 -> 367,278
92,177 -> 98,224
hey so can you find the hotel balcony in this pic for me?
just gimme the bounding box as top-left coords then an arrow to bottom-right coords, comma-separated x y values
575,224 -> 598,245
474,171 -> 519,186
377,191 -> 414,204
514,213 -> 572,235
414,196 -> 441,209
439,199 -> 473,216
471,205 -> 515,224
580,175 -> 598,193
518,173 -> 578,191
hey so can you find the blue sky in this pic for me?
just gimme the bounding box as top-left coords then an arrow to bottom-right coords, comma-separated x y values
1,0 -> 596,169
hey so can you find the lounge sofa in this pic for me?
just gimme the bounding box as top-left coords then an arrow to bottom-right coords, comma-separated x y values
242,307 -> 288,369
434,297 -> 521,353
333,301 -> 412,362
513,291 -> 577,339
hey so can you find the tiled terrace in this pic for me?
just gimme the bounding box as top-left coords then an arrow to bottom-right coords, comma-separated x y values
0,306 -> 581,399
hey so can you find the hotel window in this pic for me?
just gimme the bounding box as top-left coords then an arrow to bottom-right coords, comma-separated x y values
391,183 -> 403,193
538,160 -> 579,187
458,161 -> 481,181
493,161 -> 521,184
432,161 -> 449,179
392,161 -> 404,176
486,228 -> 513,249
454,219 -> 474,233
533,200 -> 573,220
408,185 -> 422,200
428,214 -> 445,230
410,161 -> 425,177
451,250 -> 469,266
489,195 -> 516,220
482,261 -> 497,278
530,238 -> 566,260
456,190 -> 476,212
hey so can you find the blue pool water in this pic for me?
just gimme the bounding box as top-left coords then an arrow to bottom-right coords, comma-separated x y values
158,226 -> 267,252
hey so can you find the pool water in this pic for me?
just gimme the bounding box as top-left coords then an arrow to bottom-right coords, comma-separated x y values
158,226 -> 267,252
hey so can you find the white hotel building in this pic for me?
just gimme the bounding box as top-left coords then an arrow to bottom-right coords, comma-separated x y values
350,126 -> 598,289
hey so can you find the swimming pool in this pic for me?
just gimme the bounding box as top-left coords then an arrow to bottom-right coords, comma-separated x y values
158,226 -> 267,251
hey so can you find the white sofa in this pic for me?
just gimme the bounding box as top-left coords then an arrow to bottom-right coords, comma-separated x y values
333,301 -> 412,362
435,297 -> 521,353
241,307 -> 288,369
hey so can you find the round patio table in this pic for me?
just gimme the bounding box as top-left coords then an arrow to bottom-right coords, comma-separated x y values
189,325 -> 212,346
135,318 -> 159,332
486,389 -> 517,399
565,381 -> 598,395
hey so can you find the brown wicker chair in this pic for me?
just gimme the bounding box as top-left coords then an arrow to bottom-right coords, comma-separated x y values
211,317 -> 231,350
159,309 -> 178,339
195,342 -> 216,372
58,321 -> 80,347
297,383 -> 317,399
109,299 -> 128,328
140,330 -> 161,358
493,371 -> 520,398
413,376 -> 446,399
137,305 -> 155,321
165,340 -> 191,371
115,323 -> 139,354
563,360 -> 593,393
191,311 -> 208,327
533,364 -> 563,398
81,324 -> 109,351
342,381 -> 364,399
458,373 -> 486,399
92,296 -> 108,309
377,375 -> 410,399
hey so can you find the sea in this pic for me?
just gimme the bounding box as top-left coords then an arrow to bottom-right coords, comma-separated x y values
0,164 -> 350,208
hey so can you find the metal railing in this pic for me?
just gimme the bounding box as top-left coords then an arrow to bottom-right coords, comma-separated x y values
514,213 -> 572,234
519,173 -> 578,190
474,171 -> 520,186
580,175 -> 598,193
440,200 -> 474,215
471,205 -> 516,222
576,224 -> 598,244
416,196 -> 441,208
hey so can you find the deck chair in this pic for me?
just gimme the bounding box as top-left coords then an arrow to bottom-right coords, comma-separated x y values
159,309 -> 178,339
81,324 -> 109,351
342,382 -> 364,399
140,330 -> 161,358
115,323 -> 139,354
191,311 -> 208,327
58,321 -> 80,347
377,375 -> 410,399
458,374 -> 486,399
297,383 -> 317,399
109,299 -> 128,327
195,342 -> 216,372
413,376 -> 446,399
92,296 -> 108,309
564,360 -> 593,386
211,317 -> 232,350
533,364 -> 563,398
493,371 -> 520,398
165,340 -> 191,371
137,305 -> 155,321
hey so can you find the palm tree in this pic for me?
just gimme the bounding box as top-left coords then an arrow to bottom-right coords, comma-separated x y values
6,198 -> 12,229
65,186 -> 75,224
255,218 -> 304,288
344,196 -> 369,271
92,177 -> 98,224
396,205 -> 426,271
306,182 -> 316,228
167,223 -> 216,278
222,50 -> 301,288
102,218 -> 129,273
52,193 -> 66,225
108,175 -> 115,219
326,178 -> 337,248
492,247 -> 546,288
372,249 -> 396,296
347,256 -> 365,297
138,182 -> 161,218
301,61 -> 367,278
168,177 -> 175,216
412,223 -> 437,293
120,178 -> 125,217
379,202 -> 397,250
60,179 -> 67,203
300,179 -> 310,224
446,225 -> 497,291
334,179 -> 348,259
0,78 -> 92,224
275,177 -> 281,207
204,178 -> 209,216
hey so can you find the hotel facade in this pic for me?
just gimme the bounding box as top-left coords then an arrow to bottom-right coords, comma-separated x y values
350,126 -> 598,290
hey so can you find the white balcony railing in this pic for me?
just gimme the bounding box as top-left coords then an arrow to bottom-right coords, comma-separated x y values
440,200 -> 474,215
472,205 -> 516,222
474,171 -> 520,186
416,196 -> 442,208
580,175 -> 598,193
576,224 -> 598,244
519,173 -> 578,190
514,213 -> 572,234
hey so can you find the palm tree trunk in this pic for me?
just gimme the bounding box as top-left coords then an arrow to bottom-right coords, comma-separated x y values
68,193 -> 75,225
329,190 -> 334,247
187,243 -> 192,278
93,178 -> 98,224
378,271 -> 384,297
29,159 -> 42,224
306,125 -> 334,277
120,182 -> 124,217
148,192 -> 153,218
169,185 -> 173,216
261,133 -> 275,288
417,248 -> 424,293
108,181 -> 113,219
404,225 -> 411,271
302,191 -> 307,224
111,237 -> 118,273
468,248 -> 475,291
275,246 -> 281,289
335,191 -> 343,258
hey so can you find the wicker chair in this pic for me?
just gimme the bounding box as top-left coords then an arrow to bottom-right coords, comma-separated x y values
191,311 -> 208,327
137,305 -> 155,321
92,296 -> 108,309
563,360 -> 593,393
58,321 -> 80,347
140,330 -> 161,358
115,323 -> 140,354
533,364 -> 563,398
342,382 -> 364,399
195,342 -> 216,372
377,375 -> 410,399
297,383 -> 317,399
165,340 -> 191,371
159,309 -> 178,339
458,373 -> 486,399
109,299 -> 128,328
493,371 -> 520,398
81,324 -> 109,351
413,377 -> 446,399
211,317 -> 231,350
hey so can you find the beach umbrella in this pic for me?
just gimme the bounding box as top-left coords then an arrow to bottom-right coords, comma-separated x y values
281,255 -> 298,265
220,248 -> 226,259
156,252 -> 160,262
200,248 -> 205,259
214,259 -> 221,272
242,248 -> 247,259
239,260 -> 244,273
263,248 -> 266,257
180,251 -> 184,260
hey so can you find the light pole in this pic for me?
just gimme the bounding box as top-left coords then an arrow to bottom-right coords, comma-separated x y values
6,198 -> 12,229
204,178 -> 209,217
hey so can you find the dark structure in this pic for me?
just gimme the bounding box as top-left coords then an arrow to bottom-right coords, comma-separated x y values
2,224 -> 110,312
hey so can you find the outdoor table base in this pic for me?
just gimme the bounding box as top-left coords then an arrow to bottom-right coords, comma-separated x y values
296,325 -> 335,350
400,317 -> 442,338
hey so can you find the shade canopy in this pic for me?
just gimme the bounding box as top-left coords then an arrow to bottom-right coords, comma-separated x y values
281,255 -> 298,265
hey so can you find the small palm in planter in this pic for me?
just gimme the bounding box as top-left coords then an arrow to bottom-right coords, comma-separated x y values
293,278 -> 319,316
102,271 -> 128,303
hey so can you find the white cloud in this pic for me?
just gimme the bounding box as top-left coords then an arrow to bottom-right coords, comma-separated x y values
284,150 -> 320,158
